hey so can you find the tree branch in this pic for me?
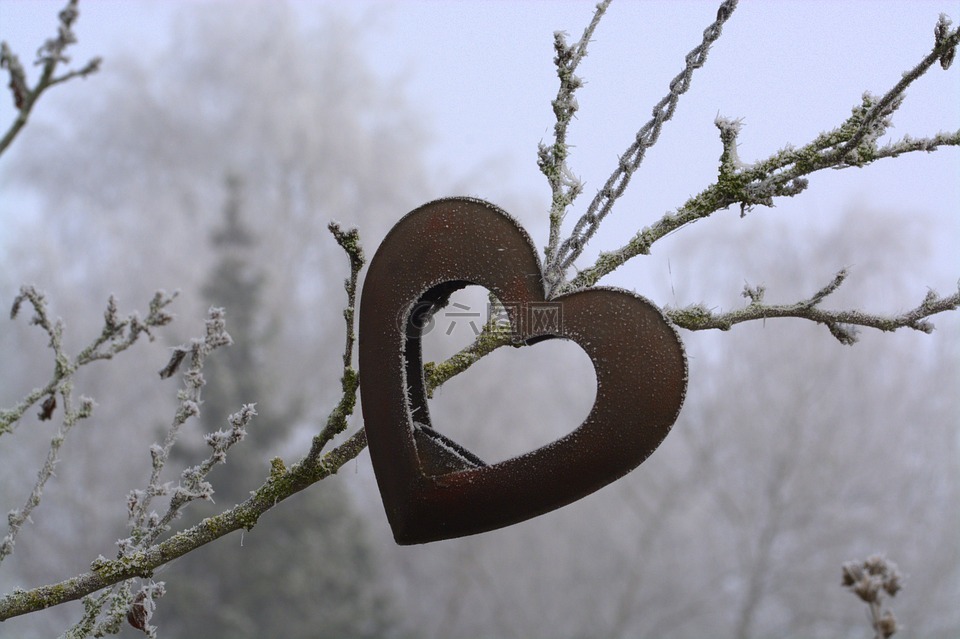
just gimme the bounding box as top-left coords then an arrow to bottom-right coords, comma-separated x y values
0,0 -> 101,156
544,0 -> 739,295
423,321 -> 516,399
0,226 -> 367,621
0,427 -> 367,622
306,221 -> 364,460
540,0 -> 611,280
1,288 -> 175,438
14,221 -> 367,627
0,288 -> 176,565
567,13 -> 960,292
665,271 -> 960,345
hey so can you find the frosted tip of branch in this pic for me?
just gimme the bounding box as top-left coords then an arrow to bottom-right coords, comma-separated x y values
714,115 -> 743,134
935,13 -> 957,70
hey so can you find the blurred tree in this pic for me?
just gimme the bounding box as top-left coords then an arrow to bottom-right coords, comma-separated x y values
158,178 -> 394,638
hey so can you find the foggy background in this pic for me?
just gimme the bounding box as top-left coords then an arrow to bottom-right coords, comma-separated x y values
1,1 -> 958,637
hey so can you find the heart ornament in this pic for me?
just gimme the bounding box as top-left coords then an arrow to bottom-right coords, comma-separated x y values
359,198 -> 687,544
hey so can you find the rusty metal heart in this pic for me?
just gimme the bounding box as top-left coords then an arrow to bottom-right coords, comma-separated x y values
359,198 -> 687,544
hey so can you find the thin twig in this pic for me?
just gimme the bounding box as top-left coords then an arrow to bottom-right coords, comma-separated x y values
540,0 -> 612,275
1,288 -> 175,564
0,426 -> 368,622
307,221 -> 365,460
127,308 -> 234,542
59,308 -> 239,633
544,0 -> 739,295
665,272 -> 960,345
0,0 -> 101,156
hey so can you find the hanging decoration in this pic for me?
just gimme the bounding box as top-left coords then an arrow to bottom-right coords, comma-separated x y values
359,198 -> 687,544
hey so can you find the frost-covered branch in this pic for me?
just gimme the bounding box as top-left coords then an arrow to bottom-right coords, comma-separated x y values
62,308 -> 247,634
130,307 -> 235,544
666,271 -> 960,345
567,12 -> 960,292
0,425 -> 367,622
432,4 -> 960,393
306,221 -> 364,460
540,0 -> 611,277
1,287 -> 176,436
0,391 -> 94,565
544,0 -> 739,295
0,0 -> 101,156
0,375 -> 365,628
0,287 -> 175,564
423,320 -> 515,399
0,225 -> 369,624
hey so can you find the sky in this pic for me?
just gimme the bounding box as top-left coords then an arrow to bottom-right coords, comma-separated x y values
1,0 -> 958,302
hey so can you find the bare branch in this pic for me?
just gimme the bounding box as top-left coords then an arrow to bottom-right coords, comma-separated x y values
307,222 -> 365,459
544,0 -> 739,295
568,13 -> 960,291
0,225 -> 369,621
1,393 -> 94,563
1,288 -> 176,564
89,396 -> 251,635
127,308 -> 234,545
2,288 -> 176,437
0,427 -> 368,622
666,272 -> 960,345
423,320 -> 515,399
0,0 -> 101,156
540,0 -> 611,273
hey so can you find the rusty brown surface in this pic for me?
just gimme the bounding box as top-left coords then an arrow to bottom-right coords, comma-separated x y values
359,197 -> 687,544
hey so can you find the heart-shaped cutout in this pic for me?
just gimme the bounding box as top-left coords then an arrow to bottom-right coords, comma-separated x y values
359,197 -> 687,544
425,312 -> 597,466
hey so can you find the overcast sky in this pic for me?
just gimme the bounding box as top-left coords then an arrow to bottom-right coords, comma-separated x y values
2,1 -> 958,298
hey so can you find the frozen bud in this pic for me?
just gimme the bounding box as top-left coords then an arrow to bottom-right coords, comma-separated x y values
854,575 -> 880,603
159,347 -> 188,379
126,491 -> 140,515
864,554 -> 888,576
875,610 -> 898,638
78,396 -> 96,418
841,561 -> 863,586
180,400 -> 200,418
884,571 -> 902,597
